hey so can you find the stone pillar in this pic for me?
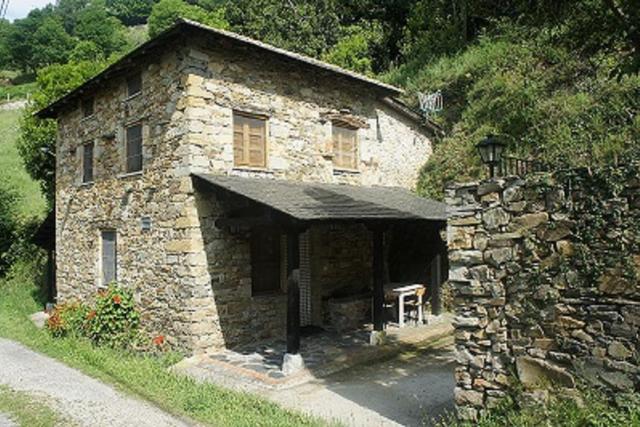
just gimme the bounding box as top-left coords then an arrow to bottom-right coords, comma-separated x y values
446,180 -> 513,421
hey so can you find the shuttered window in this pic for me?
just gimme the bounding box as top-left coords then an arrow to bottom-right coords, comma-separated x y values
101,230 -> 117,286
233,112 -> 267,168
126,124 -> 143,173
82,141 -> 94,183
251,228 -> 281,295
332,123 -> 358,170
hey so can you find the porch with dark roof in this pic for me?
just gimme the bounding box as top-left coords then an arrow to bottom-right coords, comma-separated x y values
192,173 -> 449,374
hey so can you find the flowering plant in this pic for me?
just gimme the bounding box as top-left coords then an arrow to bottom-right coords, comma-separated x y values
85,284 -> 140,348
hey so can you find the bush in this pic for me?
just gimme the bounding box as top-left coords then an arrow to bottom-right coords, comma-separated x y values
45,301 -> 89,338
46,283 -> 145,349
85,284 -> 140,348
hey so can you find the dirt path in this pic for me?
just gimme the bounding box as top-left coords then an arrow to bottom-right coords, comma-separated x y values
0,338 -> 195,427
265,338 -> 456,427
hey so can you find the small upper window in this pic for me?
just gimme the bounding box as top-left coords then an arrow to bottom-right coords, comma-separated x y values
82,141 -> 94,183
126,73 -> 142,97
125,124 -> 143,173
233,112 -> 267,168
82,97 -> 94,118
332,123 -> 358,170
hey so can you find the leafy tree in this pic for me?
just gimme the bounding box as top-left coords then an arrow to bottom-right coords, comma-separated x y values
55,0 -> 90,33
6,7 -> 58,72
75,2 -> 127,57
225,0 -> 341,58
31,17 -> 77,70
0,181 -> 20,276
106,0 -> 158,26
18,61 -> 107,203
322,25 -> 382,76
0,19 -> 11,70
70,40 -> 104,62
148,0 -> 228,38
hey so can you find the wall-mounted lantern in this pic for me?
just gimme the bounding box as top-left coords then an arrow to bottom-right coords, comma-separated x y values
476,134 -> 505,178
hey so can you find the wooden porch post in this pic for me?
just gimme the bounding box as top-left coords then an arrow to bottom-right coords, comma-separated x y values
431,252 -> 443,316
286,230 -> 301,354
372,226 -> 385,332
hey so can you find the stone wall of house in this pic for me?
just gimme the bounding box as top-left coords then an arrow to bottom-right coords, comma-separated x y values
55,34 -> 434,355
446,171 -> 640,421
55,41 -> 206,350
179,37 -> 432,189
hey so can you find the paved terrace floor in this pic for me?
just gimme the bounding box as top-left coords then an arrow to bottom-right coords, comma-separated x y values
175,315 -> 455,426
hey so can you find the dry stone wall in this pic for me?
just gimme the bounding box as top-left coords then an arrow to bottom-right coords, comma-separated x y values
446,170 -> 640,421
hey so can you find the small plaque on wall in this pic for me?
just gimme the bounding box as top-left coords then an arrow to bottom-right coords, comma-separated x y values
141,216 -> 152,231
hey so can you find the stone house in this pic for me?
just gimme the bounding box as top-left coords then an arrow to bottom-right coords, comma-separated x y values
38,19 -> 448,357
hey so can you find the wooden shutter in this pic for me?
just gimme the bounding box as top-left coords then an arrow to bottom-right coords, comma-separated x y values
332,124 -> 358,170
126,124 -> 143,173
82,142 -> 94,183
233,113 -> 266,168
101,230 -> 117,285
251,228 -> 281,295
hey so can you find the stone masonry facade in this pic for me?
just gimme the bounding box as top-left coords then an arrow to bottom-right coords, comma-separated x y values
55,33 -> 433,354
446,171 -> 640,421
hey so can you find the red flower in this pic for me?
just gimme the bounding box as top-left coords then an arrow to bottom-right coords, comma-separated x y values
112,294 -> 122,305
152,335 -> 165,346
86,310 -> 96,320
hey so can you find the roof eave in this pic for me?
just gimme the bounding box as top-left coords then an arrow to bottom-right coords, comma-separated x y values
36,19 -> 403,119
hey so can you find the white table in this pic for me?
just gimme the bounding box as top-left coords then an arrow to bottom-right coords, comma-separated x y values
384,283 -> 426,327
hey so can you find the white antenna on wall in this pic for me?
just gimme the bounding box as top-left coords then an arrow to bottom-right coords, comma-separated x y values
418,90 -> 443,118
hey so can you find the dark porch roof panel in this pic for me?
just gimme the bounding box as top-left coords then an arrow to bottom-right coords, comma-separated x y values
193,174 -> 448,222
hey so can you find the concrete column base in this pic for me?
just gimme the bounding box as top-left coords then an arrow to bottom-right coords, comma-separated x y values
369,330 -> 387,346
282,353 -> 305,376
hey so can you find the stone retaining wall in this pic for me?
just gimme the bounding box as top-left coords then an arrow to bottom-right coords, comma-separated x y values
446,171 -> 640,421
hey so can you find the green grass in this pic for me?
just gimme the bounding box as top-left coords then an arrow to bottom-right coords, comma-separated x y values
0,109 -> 46,219
0,385 -> 66,427
0,83 -> 37,104
0,258 -> 328,427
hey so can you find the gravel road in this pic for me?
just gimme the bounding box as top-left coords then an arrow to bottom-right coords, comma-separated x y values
0,338 -> 195,427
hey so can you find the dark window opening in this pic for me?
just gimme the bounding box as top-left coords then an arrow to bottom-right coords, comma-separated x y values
82,97 -> 94,117
101,230 -> 117,286
82,141 -> 94,183
126,124 -> 143,173
127,73 -> 142,97
251,227 -> 281,295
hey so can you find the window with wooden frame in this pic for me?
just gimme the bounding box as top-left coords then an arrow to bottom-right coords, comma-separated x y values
101,230 -> 117,286
332,122 -> 358,170
126,72 -> 142,97
82,141 -> 94,183
233,112 -> 267,168
125,123 -> 143,173
251,227 -> 282,295
82,97 -> 95,118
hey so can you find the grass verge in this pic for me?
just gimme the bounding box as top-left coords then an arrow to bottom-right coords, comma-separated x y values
0,109 -> 46,219
0,258 -> 327,427
0,385 -> 65,427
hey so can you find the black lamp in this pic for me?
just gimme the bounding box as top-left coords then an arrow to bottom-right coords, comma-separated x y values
476,134 -> 505,178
